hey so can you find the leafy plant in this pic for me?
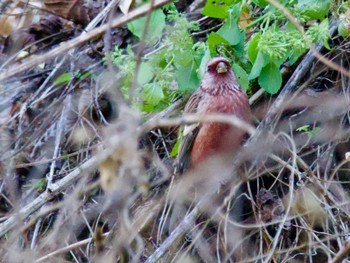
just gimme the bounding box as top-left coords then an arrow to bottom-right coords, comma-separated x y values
127,9 -> 166,42
110,4 -> 203,112
296,124 -> 320,139
109,0 -> 335,110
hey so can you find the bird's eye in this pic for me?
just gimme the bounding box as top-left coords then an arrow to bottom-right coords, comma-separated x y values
207,66 -> 212,72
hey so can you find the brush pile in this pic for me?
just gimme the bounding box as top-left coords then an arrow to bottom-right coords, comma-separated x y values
0,0 -> 350,262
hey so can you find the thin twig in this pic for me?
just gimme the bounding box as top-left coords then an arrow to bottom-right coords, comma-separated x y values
331,241 -> 350,262
145,203 -> 200,263
140,113 -> 256,136
35,234 -> 101,262
47,95 -> 70,190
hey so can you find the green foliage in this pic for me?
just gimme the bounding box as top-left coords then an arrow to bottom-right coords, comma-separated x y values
109,5 -> 204,112
306,19 -> 331,49
23,178 -> 47,193
338,19 -> 350,37
202,0 -> 238,18
36,178 -> 47,193
295,0 -> 330,20
232,63 -> 249,90
53,72 -> 71,85
142,83 -> 164,105
108,0 -> 335,111
247,16 -> 331,92
170,130 -> 183,157
202,0 -> 331,94
258,62 -> 282,94
296,124 -> 320,139
53,71 -> 92,86
127,9 -> 166,42
110,46 -> 136,98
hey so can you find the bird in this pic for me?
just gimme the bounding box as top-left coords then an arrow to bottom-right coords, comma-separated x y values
176,57 -> 251,174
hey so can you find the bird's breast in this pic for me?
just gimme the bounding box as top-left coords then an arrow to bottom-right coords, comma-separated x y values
191,91 -> 250,166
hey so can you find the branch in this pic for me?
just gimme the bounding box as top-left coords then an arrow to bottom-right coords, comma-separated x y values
140,113 -> 256,136
144,205 -> 200,263
331,241 -> 350,263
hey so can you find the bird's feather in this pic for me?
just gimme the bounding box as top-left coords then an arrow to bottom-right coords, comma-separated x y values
177,90 -> 202,173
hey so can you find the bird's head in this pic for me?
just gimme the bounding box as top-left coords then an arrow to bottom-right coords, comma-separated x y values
201,57 -> 240,94
206,57 -> 231,75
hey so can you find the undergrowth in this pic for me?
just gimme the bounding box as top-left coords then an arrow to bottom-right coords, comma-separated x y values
0,0 -> 350,262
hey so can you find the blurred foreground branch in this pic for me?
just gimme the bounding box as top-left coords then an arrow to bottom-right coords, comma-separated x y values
0,103 -> 255,237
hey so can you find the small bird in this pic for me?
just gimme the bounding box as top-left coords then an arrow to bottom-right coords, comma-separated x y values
176,57 -> 251,174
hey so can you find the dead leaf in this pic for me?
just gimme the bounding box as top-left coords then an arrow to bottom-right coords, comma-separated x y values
257,188 -> 285,223
119,0 -> 134,15
3,16 -> 63,55
98,157 -> 119,192
3,28 -> 35,55
44,0 -> 89,26
239,7 -> 252,33
345,152 -> 350,160
286,185 -> 326,227
0,7 -> 34,37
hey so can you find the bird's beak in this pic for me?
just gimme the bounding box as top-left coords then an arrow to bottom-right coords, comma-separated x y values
216,62 -> 227,74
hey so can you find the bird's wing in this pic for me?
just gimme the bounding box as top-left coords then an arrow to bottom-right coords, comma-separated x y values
176,91 -> 202,174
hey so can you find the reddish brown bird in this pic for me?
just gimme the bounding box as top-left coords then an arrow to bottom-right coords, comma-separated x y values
176,57 -> 251,174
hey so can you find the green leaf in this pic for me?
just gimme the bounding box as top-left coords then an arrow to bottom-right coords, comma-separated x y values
252,0 -> 269,7
338,20 -> 350,37
249,51 -> 264,80
271,52 -> 288,67
142,104 -> 155,112
306,19 -> 330,49
247,34 -> 260,63
229,3 -> 242,18
217,16 -> 241,46
232,63 -> 249,91
173,49 -> 193,67
289,48 -> 306,65
170,132 -> 183,157
176,62 -> 200,92
137,62 -> 154,85
319,18 -> 331,49
76,71 -> 92,80
198,48 -> 211,78
285,21 -> 298,32
296,124 -> 311,132
207,33 -> 230,56
258,62 -> 282,94
53,73 -> 71,85
127,9 -> 165,42
202,0 -> 236,18
296,0 -> 330,20
142,83 -> 164,105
